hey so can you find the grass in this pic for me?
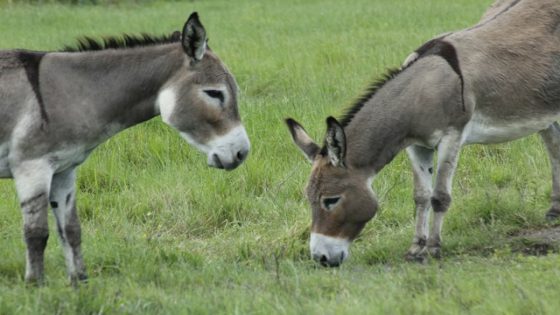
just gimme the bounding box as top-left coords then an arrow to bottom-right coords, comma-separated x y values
2,0 -> 560,314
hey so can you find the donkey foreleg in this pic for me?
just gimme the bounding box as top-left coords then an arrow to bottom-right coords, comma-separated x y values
405,145 -> 434,262
429,131 -> 463,259
50,167 -> 87,286
12,159 -> 54,284
539,123 -> 560,220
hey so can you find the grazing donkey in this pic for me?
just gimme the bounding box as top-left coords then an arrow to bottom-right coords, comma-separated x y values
0,13 -> 250,284
286,0 -> 560,267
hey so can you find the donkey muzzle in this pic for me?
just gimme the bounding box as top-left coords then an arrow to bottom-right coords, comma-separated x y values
181,125 -> 250,170
210,148 -> 248,170
310,233 -> 350,267
206,125 -> 250,171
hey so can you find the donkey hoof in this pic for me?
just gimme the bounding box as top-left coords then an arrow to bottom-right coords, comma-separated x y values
24,275 -> 45,287
405,242 -> 429,263
545,208 -> 560,221
405,252 -> 428,264
78,273 -> 88,282
69,273 -> 89,287
405,247 -> 428,264
428,246 -> 442,259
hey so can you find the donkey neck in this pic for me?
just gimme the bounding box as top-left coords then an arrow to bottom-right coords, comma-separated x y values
343,74 -> 414,175
44,44 -> 185,129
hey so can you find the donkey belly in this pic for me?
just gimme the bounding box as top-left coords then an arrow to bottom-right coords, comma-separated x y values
462,112 -> 560,145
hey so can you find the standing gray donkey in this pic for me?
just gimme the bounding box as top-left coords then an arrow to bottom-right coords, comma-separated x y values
287,0 -> 560,266
0,13 -> 250,284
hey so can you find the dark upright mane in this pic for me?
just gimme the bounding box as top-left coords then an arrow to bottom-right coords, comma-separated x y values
339,67 -> 403,127
339,38 -> 464,127
62,32 -> 181,52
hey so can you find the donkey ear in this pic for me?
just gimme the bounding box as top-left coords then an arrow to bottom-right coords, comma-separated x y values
325,117 -> 346,167
182,12 -> 207,61
285,118 -> 320,162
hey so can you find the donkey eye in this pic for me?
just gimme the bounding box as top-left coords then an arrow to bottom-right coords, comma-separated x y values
204,89 -> 225,103
322,197 -> 341,211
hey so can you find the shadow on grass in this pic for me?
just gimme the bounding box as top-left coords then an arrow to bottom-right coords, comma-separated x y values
359,222 -> 560,266
507,224 -> 560,256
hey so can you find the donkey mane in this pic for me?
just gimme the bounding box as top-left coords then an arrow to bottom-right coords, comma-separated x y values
339,38 -> 464,128
62,32 -> 181,52
339,67 -> 403,128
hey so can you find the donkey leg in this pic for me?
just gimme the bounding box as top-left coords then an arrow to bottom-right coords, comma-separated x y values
405,145 -> 434,262
429,131 -> 463,258
12,160 -> 54,284
50,167 -> 87,286
539,123 -> 560,220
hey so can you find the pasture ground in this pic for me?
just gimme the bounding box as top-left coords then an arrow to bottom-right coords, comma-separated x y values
2,0 -> 560,314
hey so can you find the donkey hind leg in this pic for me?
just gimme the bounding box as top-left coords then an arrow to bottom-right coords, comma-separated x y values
429,131 -> 463,259
405,145 -> 435,262
539,122 -> 560,220
50,167 -> 87,285
12,160 -> 54,284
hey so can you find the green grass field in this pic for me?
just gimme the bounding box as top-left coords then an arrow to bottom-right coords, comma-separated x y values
2,0 -> 560,314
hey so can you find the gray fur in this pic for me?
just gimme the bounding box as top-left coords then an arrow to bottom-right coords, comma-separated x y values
1,13 -> 248,283
288,0 -> 560,265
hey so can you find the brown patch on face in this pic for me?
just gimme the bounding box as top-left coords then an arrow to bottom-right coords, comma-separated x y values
167,49 -> 241,144
306,156 -> 378,240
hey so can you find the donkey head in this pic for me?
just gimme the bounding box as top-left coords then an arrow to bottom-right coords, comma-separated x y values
286,117 -> 377,267
158,13 -> 250,170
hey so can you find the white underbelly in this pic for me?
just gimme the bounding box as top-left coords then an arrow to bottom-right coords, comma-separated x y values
0,143 -> 91,178
50,146 -> 90,172
462,112 -> 559,145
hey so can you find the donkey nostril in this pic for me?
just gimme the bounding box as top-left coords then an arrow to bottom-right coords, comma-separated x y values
236,150 -> 247,162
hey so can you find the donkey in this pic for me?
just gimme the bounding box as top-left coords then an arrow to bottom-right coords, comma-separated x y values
0,12 -> 250,284
286,0 -> 560,267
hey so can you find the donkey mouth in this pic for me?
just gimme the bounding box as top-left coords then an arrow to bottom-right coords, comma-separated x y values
314,252 -> 345,268
320,258 -> 341,268
210,154 -> 241,171
212,154 -> 225,169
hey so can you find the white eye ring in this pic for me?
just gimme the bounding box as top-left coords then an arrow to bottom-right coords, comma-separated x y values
322,196 -> 342,211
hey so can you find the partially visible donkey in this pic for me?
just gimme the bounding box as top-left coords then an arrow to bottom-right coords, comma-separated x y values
0,13 -> 250,284
287,0 -> 560,266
